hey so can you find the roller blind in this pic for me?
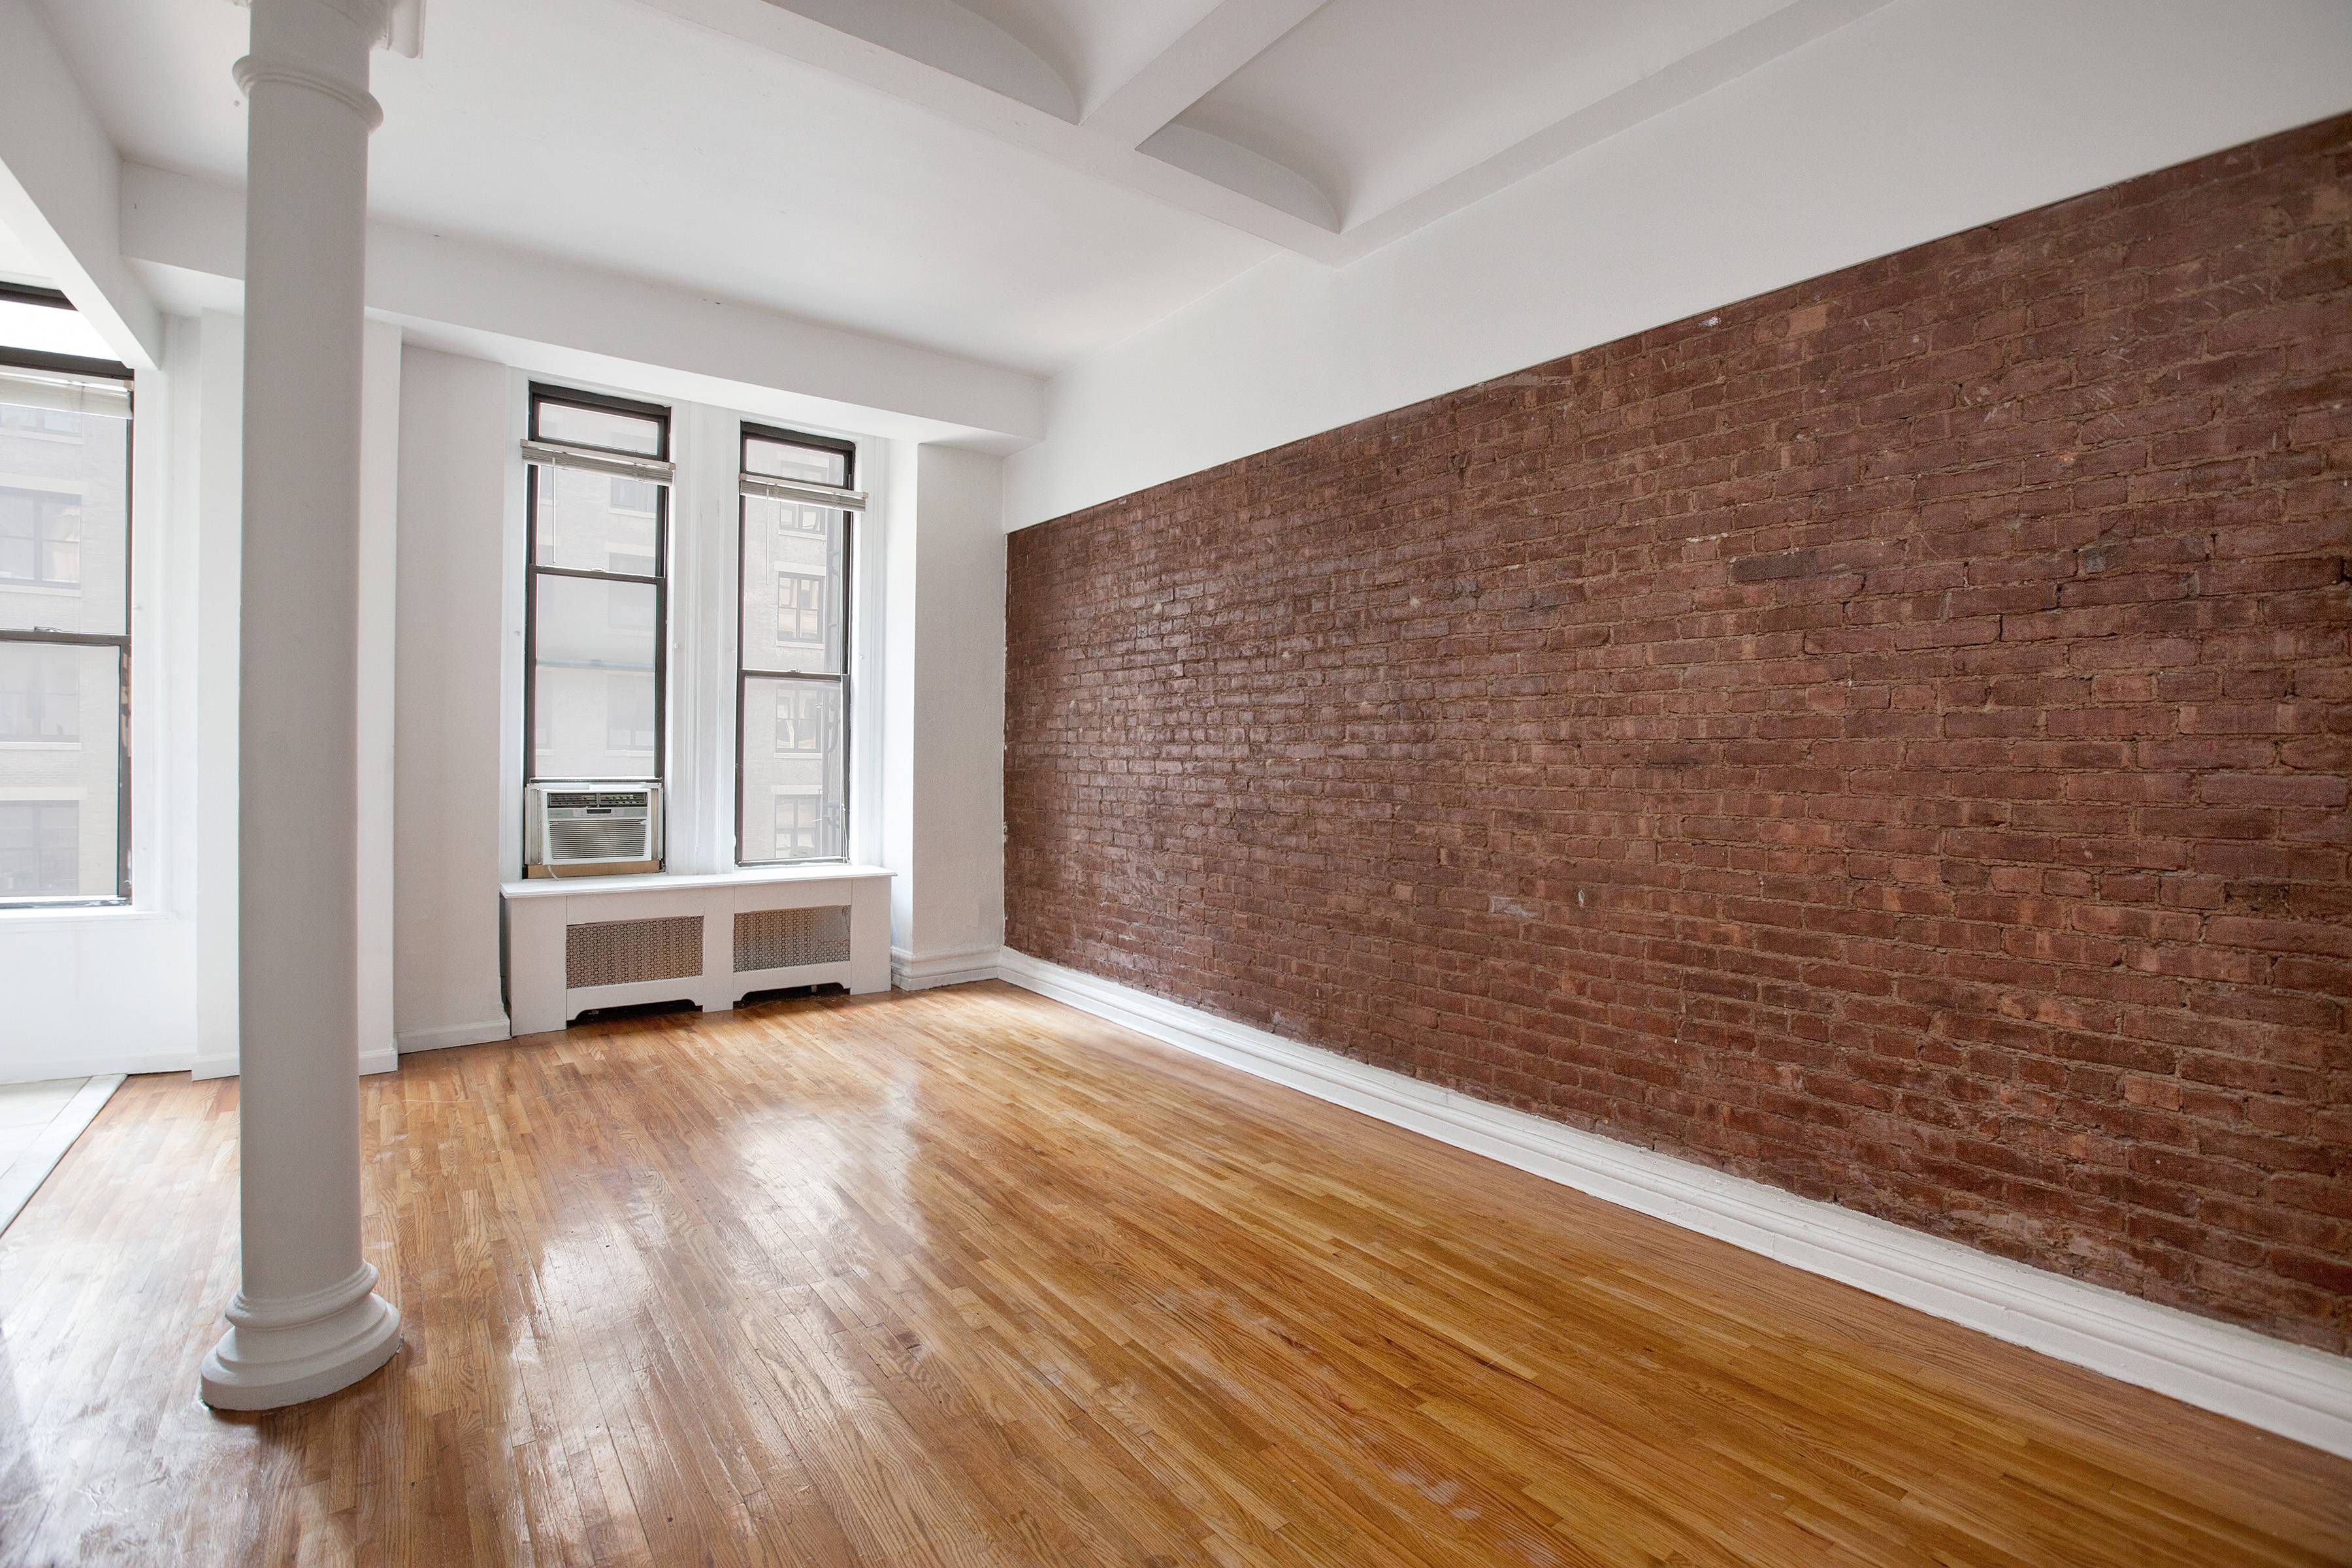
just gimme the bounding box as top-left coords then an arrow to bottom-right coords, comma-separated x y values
518,438 -> 674,483
738,473 -> 866,511
0,366 -> 132,419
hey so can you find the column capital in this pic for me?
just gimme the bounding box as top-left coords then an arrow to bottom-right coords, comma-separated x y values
228,0 -> 423,59
232,54 -> 385,131
304,0 -> 393,35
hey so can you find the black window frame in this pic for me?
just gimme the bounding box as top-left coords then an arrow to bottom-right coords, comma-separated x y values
734,421 -> 855,867
0,285 -> 133,907
522,383 -> 671,800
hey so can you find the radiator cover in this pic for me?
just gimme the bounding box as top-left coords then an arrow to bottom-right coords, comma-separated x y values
565,915 -> 703,989
734,906 -> 851,973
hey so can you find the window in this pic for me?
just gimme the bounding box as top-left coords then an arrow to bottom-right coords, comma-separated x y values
776,572 -> 824,644
736,424 -> 855,864
773,683 -> 828,753
0,404 -> 78,438
0,488 -> 81,588
0,286 -> 131,905
772,794 -> 821,857
0,801 -> 80,898
523,385 -> 670,793
0,644 -> 79,741
605,673 -> 655,754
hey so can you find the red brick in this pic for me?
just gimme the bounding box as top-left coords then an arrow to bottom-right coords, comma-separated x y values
1005,116 -> 2352,1354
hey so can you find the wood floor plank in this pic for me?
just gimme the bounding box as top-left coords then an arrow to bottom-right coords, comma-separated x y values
0,981 -> 2345,1567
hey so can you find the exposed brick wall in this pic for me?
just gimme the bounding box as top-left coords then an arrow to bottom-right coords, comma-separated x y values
1004,118 -> 2352,1353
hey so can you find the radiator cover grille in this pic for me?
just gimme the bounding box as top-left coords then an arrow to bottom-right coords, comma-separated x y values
566,915 -> 702,988
734,906 -> 851,973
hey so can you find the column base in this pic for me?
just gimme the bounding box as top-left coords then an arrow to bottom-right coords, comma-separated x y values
199,1262 -> 402,1411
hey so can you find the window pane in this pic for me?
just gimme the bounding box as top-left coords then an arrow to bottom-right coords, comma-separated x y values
0,641 -> 91,741
0,644 -> 120,900
604,672 -> 655,755
740,675 -> 844,863
530,464 -> 661,576
0,298 -> 119,361
739,496 -> 843,674
534,399 -> 663,457
0,404 -> 127,637
531,574 -> 657,780
744,435 -> 848,487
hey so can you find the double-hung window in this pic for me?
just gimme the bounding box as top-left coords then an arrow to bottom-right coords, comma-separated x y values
0,285 -> 132,906
522,385 -> 672,800
736,425 -> 856,864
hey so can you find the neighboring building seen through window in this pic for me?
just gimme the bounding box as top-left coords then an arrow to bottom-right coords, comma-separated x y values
0,284 -> 131,905
736,424 -> 852,864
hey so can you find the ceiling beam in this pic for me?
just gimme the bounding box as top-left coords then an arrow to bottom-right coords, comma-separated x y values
118,163 -> 1046,445
631,0 -> 1352,261
627,0 -> 1899,269
0,0 -> 161,367
1324,0 -> 1903,262
1080,0 -> 1330,148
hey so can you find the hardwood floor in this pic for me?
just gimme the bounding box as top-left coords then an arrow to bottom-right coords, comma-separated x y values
1,982 -> 2346,1567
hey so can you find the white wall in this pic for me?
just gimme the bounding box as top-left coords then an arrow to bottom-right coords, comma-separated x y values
355,319 -> 400,1072
191,309 -> 241,1072
883,444 -> 1007,984
391,346 -> 511,1054
1004,0 -> 2352,527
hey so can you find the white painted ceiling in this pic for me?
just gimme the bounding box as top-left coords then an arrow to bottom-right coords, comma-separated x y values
955,0 -> 1224,120
1175,0 -> 1797,229
36,0 -> 1269,375
38,0 -> 1889,376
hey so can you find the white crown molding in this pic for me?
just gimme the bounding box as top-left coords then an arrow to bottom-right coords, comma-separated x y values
995,947 -> 2352,1461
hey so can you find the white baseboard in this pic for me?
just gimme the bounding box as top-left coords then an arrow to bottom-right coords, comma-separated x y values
396,1017 -> 513,1055
891,943 -> 1004,991
0,1074 -> 122,1234
8,1049 -> 192,1083
996,948 -> 2352,1461
193,1042 -> 411,1081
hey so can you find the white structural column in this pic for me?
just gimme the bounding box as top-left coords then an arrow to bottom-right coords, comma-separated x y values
201,0 -> 402,1410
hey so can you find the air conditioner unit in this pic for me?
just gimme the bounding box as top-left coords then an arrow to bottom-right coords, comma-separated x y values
525,783 -> 662,875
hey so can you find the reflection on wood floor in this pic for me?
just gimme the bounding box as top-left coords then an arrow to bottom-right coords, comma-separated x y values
1,980 -> 2346,1566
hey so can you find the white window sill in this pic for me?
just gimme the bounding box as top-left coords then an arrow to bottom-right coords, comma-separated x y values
500,862 -> 891,900
0,902 -> 163,929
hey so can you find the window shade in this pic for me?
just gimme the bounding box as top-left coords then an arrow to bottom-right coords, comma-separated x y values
519,438 -> 675,483
0,367 -> 131,420
738,472 -> 866,511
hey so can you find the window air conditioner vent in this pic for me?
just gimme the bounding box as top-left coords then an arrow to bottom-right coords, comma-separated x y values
526,781 -> 662,874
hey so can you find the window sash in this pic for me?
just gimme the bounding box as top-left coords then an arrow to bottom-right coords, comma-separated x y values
0,340 -> 131,905
736,421 -> 853,867
523,384 -> 671,792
